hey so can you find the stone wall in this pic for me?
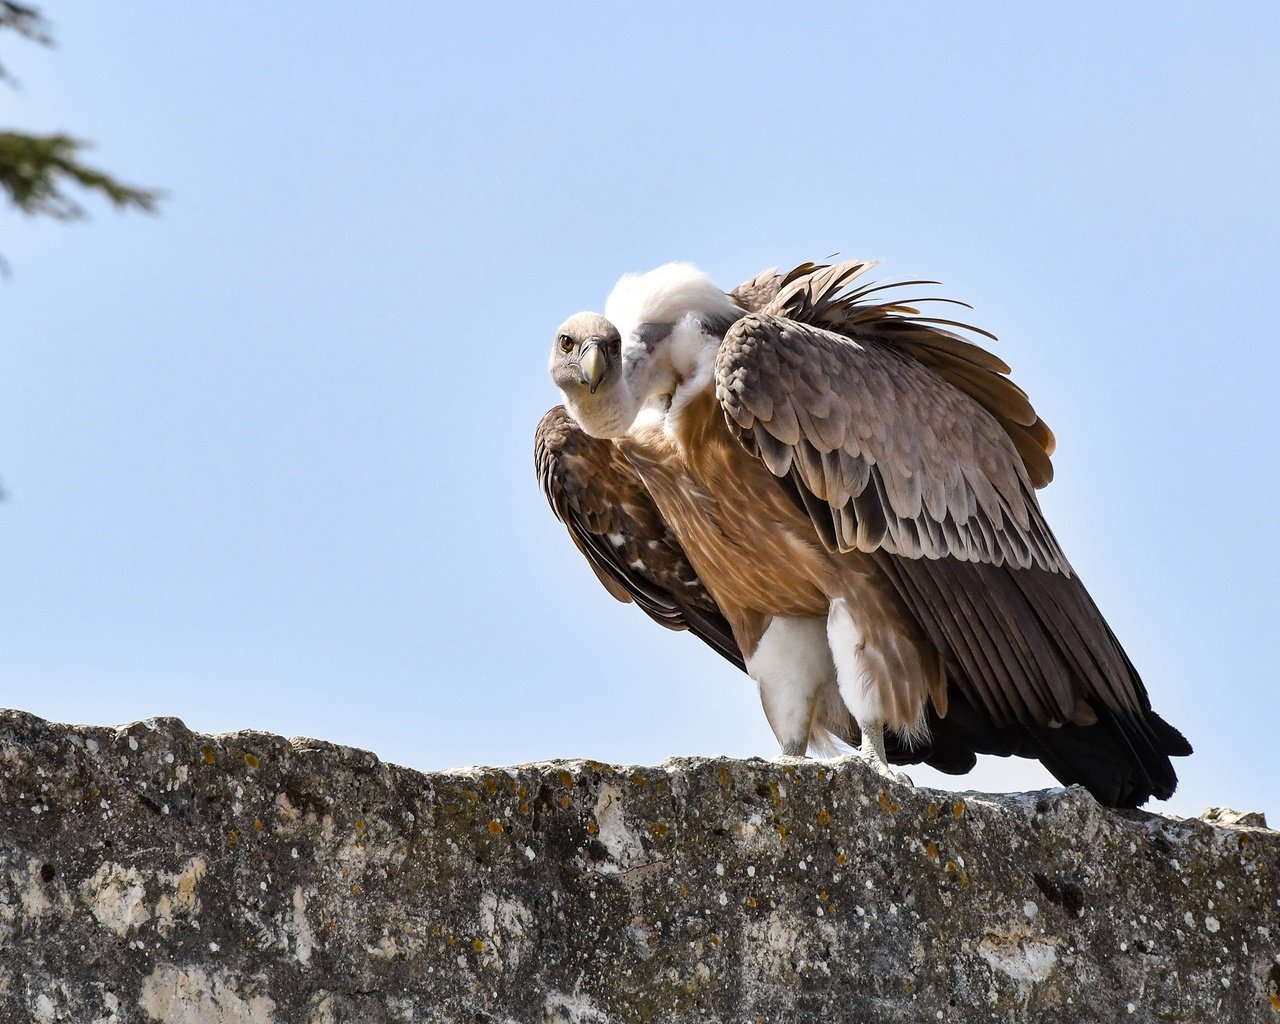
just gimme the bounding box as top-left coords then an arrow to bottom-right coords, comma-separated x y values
0,710 -> 1275,1023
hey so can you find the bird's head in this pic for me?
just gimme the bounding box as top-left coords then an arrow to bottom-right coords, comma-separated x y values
548,312 -> 634,439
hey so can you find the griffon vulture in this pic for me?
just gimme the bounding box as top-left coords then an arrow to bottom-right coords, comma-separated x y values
535,259 -> 1190,807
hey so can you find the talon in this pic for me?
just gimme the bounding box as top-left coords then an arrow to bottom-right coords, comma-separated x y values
861,757 -> 911,785
855,719 -> 911,785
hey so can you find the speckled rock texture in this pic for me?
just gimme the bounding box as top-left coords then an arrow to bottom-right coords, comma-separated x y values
0,710 -> 1275,1023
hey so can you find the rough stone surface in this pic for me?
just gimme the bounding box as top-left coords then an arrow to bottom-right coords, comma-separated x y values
0,710 -> 1276,1023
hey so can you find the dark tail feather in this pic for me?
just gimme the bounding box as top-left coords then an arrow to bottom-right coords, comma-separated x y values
870,548 -> 1191,808
1026,706 -> 1190,807
883,689 -> 1192,808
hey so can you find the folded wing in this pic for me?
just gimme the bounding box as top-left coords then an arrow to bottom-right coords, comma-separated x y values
716,308 -> 1067,572
535,406 -> 744,671
717,263 -> 1189,804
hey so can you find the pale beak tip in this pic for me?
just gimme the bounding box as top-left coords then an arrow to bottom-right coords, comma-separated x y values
579,344 -> 607,395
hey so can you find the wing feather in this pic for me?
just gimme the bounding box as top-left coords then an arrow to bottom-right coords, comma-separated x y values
716,311 -> 1069,572
873,550 -> 1189,802
735,260 -> 1057,488
535,406 -> 744,671
722,260 -> 1187,804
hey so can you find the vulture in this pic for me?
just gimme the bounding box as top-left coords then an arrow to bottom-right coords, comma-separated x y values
534,259 -> 1190,807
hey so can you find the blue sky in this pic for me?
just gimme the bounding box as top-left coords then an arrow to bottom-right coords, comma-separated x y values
3,3 -> 1277,822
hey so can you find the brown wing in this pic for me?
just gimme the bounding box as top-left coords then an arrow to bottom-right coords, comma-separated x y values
535,406 -> 744,671
715,311 -> 1067,572
766,259 -> 1056,488
874,550 -> 1191,805
718,263 -> 1189,804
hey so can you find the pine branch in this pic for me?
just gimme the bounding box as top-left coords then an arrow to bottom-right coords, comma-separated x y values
0,2 -> 53,86
0,6 -> 164,277
0,131 -> 163,221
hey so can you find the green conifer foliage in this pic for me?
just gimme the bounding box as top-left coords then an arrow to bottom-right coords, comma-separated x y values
2,3 -> 162,258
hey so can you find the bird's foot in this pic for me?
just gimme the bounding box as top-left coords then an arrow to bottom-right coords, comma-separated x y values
861,754 -> 914,787
858,718 -> 913,787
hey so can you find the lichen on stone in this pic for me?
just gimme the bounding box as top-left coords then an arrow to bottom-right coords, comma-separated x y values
0,710 -> 1274,1023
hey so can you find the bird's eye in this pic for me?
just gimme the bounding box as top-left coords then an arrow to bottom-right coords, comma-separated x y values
558,335 -> 574,353
608,338 -> 621,357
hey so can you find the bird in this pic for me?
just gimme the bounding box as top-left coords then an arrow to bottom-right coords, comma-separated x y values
535,259 -> 1191,807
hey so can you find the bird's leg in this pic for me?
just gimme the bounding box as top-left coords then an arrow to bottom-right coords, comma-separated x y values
827,598 -> 913,786
857,718 -> 913,786
746,616 -> 833,761
759,674 -> 818,758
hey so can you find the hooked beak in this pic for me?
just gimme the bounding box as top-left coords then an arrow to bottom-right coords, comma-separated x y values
579,339 -> 608,394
